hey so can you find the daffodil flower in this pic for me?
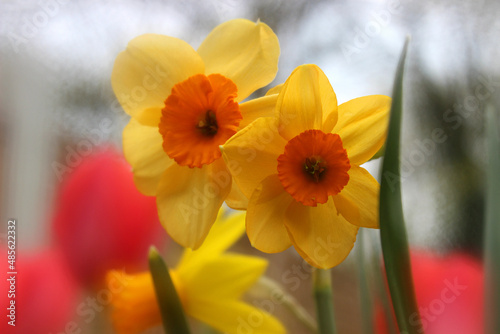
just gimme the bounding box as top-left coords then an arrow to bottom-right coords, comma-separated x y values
112,19 -> 280,249
107,210 -> 285,334
222,64 -> 391,269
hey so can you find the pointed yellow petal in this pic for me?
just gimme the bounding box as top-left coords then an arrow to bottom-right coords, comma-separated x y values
177,209 -> 246,273
188,299 -> 286,334
277,64 -> 338,140
222,117 -> 286,198
197,19 -> 280,102
333,95 -> 391,164
156,159 -> 231,249
247,175 -> 293,253
239,93 -> 279,129
225,181 -> 249,210
182,254 -> 267,299
334,166 -> 380,228
284,198 -> 358,269
112,34 -> 204,119
123,118 -> 174,195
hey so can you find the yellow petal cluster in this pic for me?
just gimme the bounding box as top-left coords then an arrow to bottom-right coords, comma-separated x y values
107,210 -> 285,334
113,19 -> 280,249
222,64 -> 391,269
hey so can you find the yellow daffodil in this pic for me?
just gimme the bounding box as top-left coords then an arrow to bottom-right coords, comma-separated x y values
107,210 -> 285,334
222,64 -> 391,269
112,19 -> 280,249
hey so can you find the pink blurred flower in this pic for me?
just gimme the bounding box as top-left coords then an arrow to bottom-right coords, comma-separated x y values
52,147 -> 167,286
376,250 -> 484,334
0,249 -> 80,333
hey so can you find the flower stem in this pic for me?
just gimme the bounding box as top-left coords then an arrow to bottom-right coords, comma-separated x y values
484,104 -> 500,334
313,268 -> 337,334
356,230 -> 374,334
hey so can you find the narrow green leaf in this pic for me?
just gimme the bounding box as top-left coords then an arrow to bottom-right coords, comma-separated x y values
368,232 -> 398,334
379,37 -> 423,334
149,247 -> 191,334
484,104 -> 500,334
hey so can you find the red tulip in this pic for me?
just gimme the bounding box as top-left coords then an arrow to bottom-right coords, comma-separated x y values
52,147 -> 166,286
0,249 -> 80,333
375,250 -> 484,334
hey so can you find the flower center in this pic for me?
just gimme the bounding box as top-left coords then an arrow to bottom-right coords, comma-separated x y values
277,129 -> 351,206
304,157 -> 327,183
196,110 -> 218,136
159,74 -> 242,168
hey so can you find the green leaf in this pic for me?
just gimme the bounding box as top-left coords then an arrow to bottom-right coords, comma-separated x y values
484,104 -> 500,333
149,247 -> 191,334
379,37 -> 423,334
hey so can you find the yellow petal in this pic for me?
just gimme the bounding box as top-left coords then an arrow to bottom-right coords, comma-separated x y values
177,209 -> 246,274
112,34 -> 204,120
197,19 -> 280,102
247,175 -> 293,253
277,64 -> 338,140
333,95 -> 391,165
222,117 -> 286,199
188,299 -> 286,334
284,198 -> 358,269
182,254 -> 268,299
156,159 -> 231,249
333,166 -> 380,228
107,271 -> 161,334
225,181 -> 249,210
134,107 -> 162,127
123,118 -> 174,196
239,93 -> 279,129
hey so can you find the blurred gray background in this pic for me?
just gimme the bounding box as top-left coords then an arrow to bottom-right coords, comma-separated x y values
1,0 -> 499,333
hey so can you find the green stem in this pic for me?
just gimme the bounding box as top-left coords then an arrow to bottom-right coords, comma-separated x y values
313,268 -> 336,334
484,104 -> 500,334
356,230 -> 374,334
149,247 -> 191,334
379,37 -> 423,334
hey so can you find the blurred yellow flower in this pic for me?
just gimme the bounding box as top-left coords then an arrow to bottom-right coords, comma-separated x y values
107,210 -> 285,334
112,19 -> 280,249
222,64 -> 391,269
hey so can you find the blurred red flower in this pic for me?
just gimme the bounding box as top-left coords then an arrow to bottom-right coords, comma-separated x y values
52,147 -> 166,286
0,249 -> 80,333
375,251 -> 484,334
